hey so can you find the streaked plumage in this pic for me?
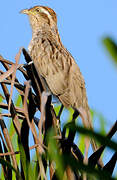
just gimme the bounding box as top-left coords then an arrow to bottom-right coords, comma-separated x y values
21,6 -> 89,114
21,6 -> 96,138
21,6 -> 104,167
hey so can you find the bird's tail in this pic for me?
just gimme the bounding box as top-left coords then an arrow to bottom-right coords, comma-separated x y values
78,106 -> 97,150
78,105 -> 104,167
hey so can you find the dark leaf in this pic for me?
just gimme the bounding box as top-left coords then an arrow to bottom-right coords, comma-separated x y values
103,37 -> 117,65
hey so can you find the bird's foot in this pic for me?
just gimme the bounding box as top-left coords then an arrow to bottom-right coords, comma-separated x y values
21,61 -> 33,68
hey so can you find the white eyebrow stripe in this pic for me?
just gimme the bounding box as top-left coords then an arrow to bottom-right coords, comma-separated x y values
40,7 -> 52,18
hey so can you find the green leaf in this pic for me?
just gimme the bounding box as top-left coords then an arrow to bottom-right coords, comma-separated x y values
65,122 -> 117,151
15,94 -> 22,107
78,134 -> 85,153
54,104 -> 61,115
103,37 -> 117,65
91,109 -> 106,135
0,158 -> 22,179
0,94 -> 4,113
18,142 -> 29,180
47,129 -> 65,180
0,95 -> 3,103
63,154 -> 115,180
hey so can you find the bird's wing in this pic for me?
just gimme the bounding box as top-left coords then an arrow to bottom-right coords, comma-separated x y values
44,49 -> 71,107
30,37 -> 85,108
68,60 -> 87,109
30,37 -> 72,107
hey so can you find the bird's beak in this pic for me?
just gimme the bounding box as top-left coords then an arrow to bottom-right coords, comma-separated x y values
20,9 -> 29,15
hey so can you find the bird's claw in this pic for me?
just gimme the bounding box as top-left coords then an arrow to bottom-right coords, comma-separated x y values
21,61 -> 33,68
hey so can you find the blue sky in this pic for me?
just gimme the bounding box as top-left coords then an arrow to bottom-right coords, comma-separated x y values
0,0 -> 117,176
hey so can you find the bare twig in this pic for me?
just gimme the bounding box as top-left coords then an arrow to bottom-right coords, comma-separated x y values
0,143 -> 47,157
39,91 -> 51,144
0,64 -> 21,83
0,102 -> 24,116
23,81 -> 44,152
0,55 -> 28,78
1,83 -> 21,136
23,80 -> 47,179
8,48 -> 22,111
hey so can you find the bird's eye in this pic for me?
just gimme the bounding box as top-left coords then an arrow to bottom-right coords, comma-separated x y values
36,9 -> 40,12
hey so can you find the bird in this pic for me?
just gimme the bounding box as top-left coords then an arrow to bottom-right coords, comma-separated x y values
20,6 -> 99,157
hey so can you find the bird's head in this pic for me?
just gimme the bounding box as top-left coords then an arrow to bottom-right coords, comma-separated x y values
20,6 -> 57,33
